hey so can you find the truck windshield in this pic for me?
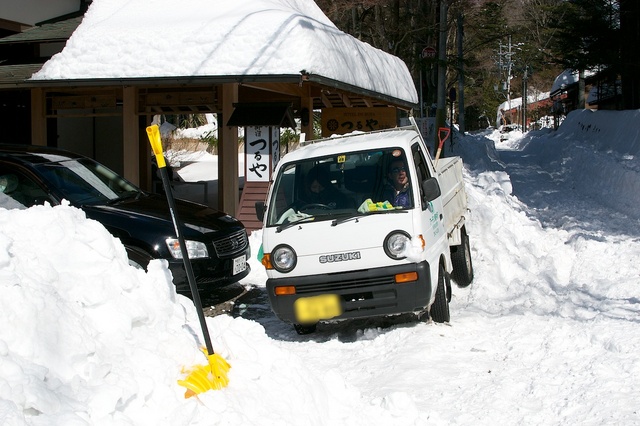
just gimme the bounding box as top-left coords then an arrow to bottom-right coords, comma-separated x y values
265,147 -> 413,227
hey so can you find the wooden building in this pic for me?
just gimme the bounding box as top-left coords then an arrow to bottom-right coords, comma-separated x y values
0,1 -> 418,231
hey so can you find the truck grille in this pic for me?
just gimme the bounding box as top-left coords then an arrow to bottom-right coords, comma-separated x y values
296,274 -> 396,294
213,229 -> 248,257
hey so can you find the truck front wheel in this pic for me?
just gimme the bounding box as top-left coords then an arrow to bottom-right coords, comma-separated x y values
429,263 -> 451,323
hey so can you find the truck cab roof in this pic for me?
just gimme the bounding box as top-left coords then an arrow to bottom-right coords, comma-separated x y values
283,127 -> 422,164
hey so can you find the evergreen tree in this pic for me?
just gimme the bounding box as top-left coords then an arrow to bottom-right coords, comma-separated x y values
547,0 -> 640,109
619,0 -> 640,108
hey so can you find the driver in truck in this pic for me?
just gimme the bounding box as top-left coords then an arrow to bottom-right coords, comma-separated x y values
301,165 -> 351,209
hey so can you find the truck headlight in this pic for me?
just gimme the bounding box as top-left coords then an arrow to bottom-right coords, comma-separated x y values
384,231 -> 411,260
271,244 -> 297,273
165,238 -> 208,259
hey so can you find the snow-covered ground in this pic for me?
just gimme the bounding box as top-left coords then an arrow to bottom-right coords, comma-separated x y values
1,109 -> 639,425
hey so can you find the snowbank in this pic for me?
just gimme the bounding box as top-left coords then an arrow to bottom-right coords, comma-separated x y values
1,108 -> 639,425
517,109 -> 640,218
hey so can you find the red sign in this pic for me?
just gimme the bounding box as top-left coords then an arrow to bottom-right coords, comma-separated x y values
422,47 -> 437,59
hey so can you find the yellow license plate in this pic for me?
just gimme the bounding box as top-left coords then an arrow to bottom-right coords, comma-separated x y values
294,294 -> 342,323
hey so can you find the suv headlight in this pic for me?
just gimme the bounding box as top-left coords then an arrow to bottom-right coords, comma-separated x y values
271,244 -> 297,273
165,238 -> 208,259
384,231 -> 411,260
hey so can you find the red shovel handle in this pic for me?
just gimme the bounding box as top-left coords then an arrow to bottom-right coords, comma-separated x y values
438,127 -> 450,148
435,127 -> 450,164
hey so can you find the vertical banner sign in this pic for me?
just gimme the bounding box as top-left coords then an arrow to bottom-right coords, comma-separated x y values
245,126 -> 280,182
246,126 -> 269,182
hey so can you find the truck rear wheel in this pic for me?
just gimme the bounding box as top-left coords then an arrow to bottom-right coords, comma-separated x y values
430,263 -> 450,323
451,228 -> 474,287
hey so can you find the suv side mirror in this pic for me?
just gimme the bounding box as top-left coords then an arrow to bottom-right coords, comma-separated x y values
421,177 -> 441,203
255,201 -> 266,222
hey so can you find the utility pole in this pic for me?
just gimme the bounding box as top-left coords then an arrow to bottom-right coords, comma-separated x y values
457,12 -> 465,133
495,35 -> 514,124
435,0 -> 449,152
505,35 -> 513,116
522,66 -> 528,130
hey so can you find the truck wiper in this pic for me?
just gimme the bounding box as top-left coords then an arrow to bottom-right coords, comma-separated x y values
276,215 -> 320,233
331,209 -> 408,226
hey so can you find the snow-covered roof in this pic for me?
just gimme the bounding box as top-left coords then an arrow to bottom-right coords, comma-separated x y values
497,91 -> 550,112
31,0 -> 418,105
550,69 -> 596,95
550,70 -> 579,95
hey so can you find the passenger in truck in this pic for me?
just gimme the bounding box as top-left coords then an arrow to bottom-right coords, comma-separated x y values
382,159 -> 412,208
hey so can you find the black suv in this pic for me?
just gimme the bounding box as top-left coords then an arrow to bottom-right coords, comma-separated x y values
0,144 -> 250,295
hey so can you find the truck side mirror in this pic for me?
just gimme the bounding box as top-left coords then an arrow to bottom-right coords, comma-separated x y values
255,201 -> 266,222
421,177 -> 441,203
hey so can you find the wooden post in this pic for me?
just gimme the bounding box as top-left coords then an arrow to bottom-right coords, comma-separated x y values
218,83 -> 239,216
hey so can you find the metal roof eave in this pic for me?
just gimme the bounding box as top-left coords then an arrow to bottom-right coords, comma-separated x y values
19,73 -> 417,110
24,74 -> 304,88
305,74 -> 417,111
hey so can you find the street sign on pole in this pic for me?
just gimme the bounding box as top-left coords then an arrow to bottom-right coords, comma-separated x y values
449,87 -> 457,102
422,46 -> 437,59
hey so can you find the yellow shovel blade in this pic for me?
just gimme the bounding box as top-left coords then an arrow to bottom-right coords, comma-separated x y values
178,351 -> 231,398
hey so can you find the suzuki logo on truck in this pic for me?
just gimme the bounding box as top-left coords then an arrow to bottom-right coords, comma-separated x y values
319,251 -> 361,264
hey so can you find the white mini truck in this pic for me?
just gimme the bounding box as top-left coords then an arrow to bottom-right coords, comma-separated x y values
256,123 -> 473,334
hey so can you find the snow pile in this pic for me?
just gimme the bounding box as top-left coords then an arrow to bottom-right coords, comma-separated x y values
1,108 -> 640,424
0,203 -> 195,424
0,204 -> 397,425
510,109 -> 640,218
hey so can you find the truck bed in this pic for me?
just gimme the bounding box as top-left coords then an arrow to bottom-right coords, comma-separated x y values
435,156 -> 467,245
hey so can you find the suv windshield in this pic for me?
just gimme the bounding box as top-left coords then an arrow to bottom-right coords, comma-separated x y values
265,147 -> 413,227
36,158 -> 141,206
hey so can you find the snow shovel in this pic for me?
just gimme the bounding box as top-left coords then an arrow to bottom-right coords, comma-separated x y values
146,125 -> 230,397
434,127 -> 450,167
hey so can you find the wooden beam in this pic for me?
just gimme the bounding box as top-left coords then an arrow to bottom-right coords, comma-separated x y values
0,18 -> 30,33
340,93 -> 352,108
51,94 -> 116,110
143,91 -> 215,106
218,83 -> 239,216
321,91 -> 333,108
240,82 -> 306,98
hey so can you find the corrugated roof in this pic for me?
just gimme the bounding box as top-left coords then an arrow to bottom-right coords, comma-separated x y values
0,64 -> 42,87
0,16 -> 81,45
